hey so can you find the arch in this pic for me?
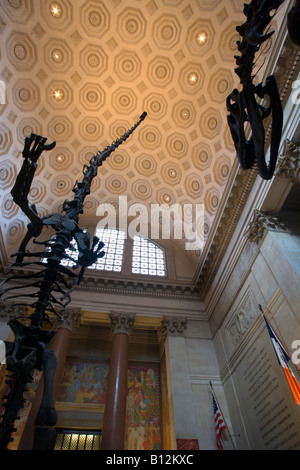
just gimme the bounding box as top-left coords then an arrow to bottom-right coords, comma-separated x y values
43,227 -> 167,277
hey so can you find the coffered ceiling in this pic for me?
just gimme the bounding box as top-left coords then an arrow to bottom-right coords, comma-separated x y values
0,0 -> 287,280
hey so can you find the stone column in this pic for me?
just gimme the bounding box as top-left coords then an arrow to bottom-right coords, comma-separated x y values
18,308 -> 80,450
51,308 -> 81,398
101,312 -> 135,450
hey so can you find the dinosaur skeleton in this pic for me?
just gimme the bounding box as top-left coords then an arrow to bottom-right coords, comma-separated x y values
0,111 -> 147,450
226,0 -> 285,180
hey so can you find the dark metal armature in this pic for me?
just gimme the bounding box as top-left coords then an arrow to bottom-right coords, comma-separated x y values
0,112 -> 147,450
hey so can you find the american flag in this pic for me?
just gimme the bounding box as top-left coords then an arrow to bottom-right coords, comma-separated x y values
212,391 -> 227,450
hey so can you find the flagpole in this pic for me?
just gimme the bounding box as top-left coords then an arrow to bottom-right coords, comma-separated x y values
209,381 -> 236,450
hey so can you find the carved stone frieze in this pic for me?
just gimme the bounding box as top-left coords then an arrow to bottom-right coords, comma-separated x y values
225,290 -> 258,350
275,139 -> 300,182
244,209 -> 288,244
109,312 -> 135,336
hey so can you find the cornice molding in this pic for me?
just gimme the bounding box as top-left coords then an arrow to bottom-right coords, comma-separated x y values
77,276 -> 201,300
196,165 -> 257,296
1,265 -> 201,302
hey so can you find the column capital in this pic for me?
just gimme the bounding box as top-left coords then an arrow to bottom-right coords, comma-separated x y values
57,308 -> 81,332
0,303 -> 29,322
158,316 -> 187,342
275,139 -> 300,182
244,209 -> 288,244
109,312 -> 135,336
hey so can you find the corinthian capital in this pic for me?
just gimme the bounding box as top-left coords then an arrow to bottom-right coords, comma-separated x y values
57,308 -> 81,332
0,303 -> 29,322
244,209 -> 288,244
109,312 -> 135,336
275,139 -> 300,182
158,316 -> 187,340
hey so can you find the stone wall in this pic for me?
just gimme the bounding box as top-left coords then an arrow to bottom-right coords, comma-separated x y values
213,229 -> 300,450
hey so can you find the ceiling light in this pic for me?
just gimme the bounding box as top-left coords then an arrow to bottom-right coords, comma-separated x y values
51,4 -> 62,17
163,194 -> 171,203
188,73 -> 198,85
56,154 -> 64,163
52,50 -> 63,62
181,109 -> 190,120
53,89 -> 64,100
197,32 -> 207,45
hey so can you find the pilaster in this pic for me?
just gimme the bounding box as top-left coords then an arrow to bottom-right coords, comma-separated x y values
158,316 -> 199,450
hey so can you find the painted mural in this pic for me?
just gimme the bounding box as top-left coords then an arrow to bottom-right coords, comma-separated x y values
125,363 -> 161,450
57,359 -> 109,404
57,358 -> 161,450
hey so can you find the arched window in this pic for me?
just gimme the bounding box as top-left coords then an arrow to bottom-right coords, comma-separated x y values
42,228 -> 126,273
131,235 -> 166,277
43,228 -> 166,277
